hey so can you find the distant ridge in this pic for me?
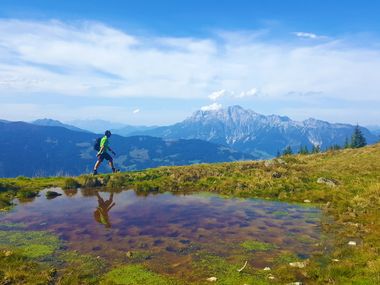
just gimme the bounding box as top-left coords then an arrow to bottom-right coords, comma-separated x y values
0,121 -> 254,177
129,105 -> 378,158
32,118 -> 91,133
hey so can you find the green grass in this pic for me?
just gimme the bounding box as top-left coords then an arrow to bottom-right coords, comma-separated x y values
0,143 -> 380,283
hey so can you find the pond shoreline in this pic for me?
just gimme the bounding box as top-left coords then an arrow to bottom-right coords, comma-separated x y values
1,144 -> 379,284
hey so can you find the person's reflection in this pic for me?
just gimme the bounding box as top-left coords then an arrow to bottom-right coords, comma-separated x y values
93,192 -> 115,228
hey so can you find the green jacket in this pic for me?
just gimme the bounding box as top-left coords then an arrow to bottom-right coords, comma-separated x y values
97,135 -> 110,155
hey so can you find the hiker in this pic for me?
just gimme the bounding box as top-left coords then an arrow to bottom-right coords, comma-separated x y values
93,130 -> 118,175
93,191 -> 115,228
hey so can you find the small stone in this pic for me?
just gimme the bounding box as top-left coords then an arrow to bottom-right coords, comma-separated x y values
263,267 -> 271,271
96,256 -> 101,259
303,199 -> 311,203
264,160 -> 275,167
332,259 -> 340,262
268,274 -> 275,280
288,282 -> 303,285
45,191 -> 62,199
289,261 -> 307,268
317,177 -> 338,187
126,251 -> 133,258
206,277 -> 217,282
4,250 -> 13,257
348,241 -> 357,246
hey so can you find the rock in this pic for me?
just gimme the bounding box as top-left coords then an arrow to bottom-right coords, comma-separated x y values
264,160 -> 275,167
45,191 -> 62,199
317,177 -> 338,187
289,261 -> 307,268
288,282 -> 303,285
348,241 -> 357,246
268,274 -> 275,280
332,259 -> 340,262
303,199 -> 311,203
206,277 -> 217,282
126,251 -> 133,258
272,172 -> 282,178
264,267 -> 271,271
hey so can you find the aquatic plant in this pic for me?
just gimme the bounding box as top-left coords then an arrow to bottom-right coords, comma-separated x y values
240,240 -> 277,251
101,264 -> 178,285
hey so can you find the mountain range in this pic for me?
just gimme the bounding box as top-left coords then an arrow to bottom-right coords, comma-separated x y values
127,106 -> 378,158
0,121 -> 253,177
32,118 -> 91,133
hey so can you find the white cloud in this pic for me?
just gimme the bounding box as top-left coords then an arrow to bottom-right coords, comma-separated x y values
208,89 -> 227,101
132,108 -> 140,114
201,103 -> 223,111
0,19 -> 379,107
293,32 -> 321,39
237,88 -> 258,98
208,88 -> 259,100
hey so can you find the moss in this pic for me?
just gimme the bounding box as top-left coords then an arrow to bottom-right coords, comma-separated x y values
101,265 -> 178,285
57,251 -> 106,285
0,230 -> 60,258
240,240 -> 277,251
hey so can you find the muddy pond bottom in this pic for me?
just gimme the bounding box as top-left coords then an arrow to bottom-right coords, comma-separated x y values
1,188 -> 322,282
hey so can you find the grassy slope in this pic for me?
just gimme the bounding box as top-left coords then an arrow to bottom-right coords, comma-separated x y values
0,143 -> 379,284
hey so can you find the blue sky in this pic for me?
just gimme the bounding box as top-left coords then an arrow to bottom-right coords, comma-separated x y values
0,0 -> 379,125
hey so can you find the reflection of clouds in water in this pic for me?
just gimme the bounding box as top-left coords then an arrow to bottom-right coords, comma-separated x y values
1,187 -> 322,272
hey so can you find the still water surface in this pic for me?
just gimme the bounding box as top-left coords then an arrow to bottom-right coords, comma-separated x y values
1,188 -> 321,278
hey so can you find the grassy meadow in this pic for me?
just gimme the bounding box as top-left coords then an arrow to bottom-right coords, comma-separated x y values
0,143 -> 379,284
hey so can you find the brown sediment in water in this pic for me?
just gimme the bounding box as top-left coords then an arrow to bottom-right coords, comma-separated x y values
1,188 -> 322,282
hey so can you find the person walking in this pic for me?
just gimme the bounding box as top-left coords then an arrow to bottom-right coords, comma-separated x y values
93,130 -> 118,175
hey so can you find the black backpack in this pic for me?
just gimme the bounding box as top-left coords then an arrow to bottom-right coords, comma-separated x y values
94,137 -> 102,151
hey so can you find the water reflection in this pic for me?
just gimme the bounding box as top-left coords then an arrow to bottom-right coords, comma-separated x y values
93,192 -> 115,228
2,188 -> 322,275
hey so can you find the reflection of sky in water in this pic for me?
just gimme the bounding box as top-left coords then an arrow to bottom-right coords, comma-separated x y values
1,188 -> 322,268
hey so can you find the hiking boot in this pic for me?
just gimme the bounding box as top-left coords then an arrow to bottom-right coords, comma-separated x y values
93,169 -> 98,176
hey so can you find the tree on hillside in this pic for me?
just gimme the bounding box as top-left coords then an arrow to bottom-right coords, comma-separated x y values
344,137 -> 351,148
298,145 -> 309,155
328,144 -> 341,151
282,146 -> 293,156
311,144 -> 321,153
351,125 -> 367,148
